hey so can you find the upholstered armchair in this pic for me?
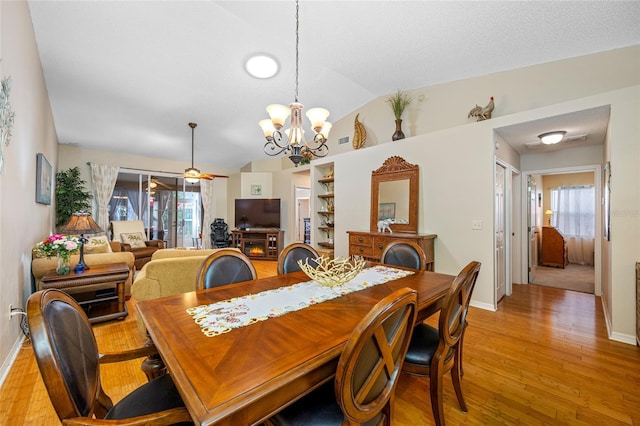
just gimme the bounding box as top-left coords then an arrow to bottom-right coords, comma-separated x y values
110,220 -> 165,270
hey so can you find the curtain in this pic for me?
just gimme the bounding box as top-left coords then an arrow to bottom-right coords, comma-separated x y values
551,186 -> 595,265
155,190 -> 173,241
200,179 -> 216,249
90,163 -> 120,232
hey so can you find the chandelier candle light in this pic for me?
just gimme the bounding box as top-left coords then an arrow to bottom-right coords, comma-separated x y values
259,0 -> 331,166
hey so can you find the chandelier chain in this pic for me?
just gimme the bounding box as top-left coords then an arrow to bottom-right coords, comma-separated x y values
295,0 -> 299,103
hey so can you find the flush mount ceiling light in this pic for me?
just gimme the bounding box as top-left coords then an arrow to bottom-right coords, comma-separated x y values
538,131 -> 567,145
245,54 -> 279,79
259,0 -> 330,167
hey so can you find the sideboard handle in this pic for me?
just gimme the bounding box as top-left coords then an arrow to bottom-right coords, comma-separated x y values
358,237 -> 363,242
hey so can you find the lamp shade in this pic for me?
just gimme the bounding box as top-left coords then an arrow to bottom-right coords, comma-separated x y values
305,107 -> 330,132
266,104 -> 291,129
318,122 -> 332,139
59,212 -> 103,235
545,210 -> 553,215
538,131 -> 566,145
258,119 -> 276,138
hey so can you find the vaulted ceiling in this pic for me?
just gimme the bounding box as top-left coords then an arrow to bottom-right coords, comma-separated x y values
28,1 -> 640,169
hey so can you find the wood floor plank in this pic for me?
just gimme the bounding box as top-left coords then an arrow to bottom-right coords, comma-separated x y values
2,264 -> 639,425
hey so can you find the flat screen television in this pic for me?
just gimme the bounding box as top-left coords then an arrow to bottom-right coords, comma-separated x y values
234,198 -> 281,230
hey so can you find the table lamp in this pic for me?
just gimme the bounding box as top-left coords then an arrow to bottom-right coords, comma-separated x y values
545,209 -> 553,226
59,212 -> 103,273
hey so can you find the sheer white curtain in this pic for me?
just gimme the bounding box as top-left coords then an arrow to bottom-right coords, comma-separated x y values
200,179 -> 216,249
551,186 -> 595,265
90,163 -> 120,232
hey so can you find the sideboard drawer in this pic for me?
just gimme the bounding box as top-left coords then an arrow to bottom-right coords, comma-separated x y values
349,234 -> 373,246
349,245 -> 374,257
347,231 -> 437,270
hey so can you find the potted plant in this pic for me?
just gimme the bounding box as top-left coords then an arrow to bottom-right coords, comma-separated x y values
386,90 -> 413,140
55,167 -> 92,229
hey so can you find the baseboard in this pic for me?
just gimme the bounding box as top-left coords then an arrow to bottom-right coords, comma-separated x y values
470,300 -> 497,312
0,335 -> 25,389
601,296 -> 637,346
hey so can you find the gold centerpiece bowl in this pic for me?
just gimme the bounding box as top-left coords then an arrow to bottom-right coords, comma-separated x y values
298,256 -> 366,287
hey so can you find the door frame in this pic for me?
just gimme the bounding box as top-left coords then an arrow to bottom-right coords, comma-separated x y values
519,164 -> 602,295
494,157 -> 520,302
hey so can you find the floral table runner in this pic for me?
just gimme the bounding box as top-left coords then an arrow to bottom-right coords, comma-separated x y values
187,265 -> 414,337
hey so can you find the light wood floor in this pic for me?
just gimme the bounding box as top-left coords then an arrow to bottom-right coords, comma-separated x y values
2,261 -> 639,425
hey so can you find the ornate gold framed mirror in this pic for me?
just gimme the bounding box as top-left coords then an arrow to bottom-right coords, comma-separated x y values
370,156 -> 419,234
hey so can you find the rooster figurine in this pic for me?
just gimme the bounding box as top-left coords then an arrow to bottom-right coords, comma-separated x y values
468,96 -> 495,121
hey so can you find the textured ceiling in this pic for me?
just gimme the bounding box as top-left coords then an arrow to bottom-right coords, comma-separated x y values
27,1 -> 640,169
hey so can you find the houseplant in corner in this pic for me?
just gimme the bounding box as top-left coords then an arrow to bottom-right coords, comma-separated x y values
55,167 -> 92,229
386,90 -> 413,141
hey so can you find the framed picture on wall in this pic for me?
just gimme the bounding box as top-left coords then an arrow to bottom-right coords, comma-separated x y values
603,161 -> 611,241
35,153 -> 52,205
251,184 -> 262,196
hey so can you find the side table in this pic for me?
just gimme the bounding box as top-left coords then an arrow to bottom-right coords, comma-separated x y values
40,262 -> 129,323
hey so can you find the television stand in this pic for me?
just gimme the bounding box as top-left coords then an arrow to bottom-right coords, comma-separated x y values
232,229 -> 284,261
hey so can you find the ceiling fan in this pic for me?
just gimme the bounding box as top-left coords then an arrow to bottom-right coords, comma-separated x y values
144,178 -> 172,191
524,132 -> 588,150
184,122 -> 228,182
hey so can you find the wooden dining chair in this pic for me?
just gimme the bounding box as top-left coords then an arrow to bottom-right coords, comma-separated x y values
277,242 -> 320,275
268,287 -> 418,426
196,248 -> 257,290
380,240 -> 427,270
26,289 -> 192,425
402,261 -> 481,426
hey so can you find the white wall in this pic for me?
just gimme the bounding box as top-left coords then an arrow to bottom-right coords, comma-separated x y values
322,85 -> 639,341
0,0 -> 58,384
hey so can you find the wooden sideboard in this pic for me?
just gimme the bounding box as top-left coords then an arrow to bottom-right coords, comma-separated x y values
540,226 -> 568,268
347,231 -> 437,271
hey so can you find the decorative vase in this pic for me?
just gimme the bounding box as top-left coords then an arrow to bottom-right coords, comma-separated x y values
392,119 -> 405,141
56,254 -> 71,275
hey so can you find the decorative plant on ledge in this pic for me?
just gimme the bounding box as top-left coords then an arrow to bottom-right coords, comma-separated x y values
55,167 -> 92,229
385,90 -> 413,140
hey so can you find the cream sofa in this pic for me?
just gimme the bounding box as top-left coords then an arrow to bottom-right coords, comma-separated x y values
31,242 -> 136,295
131,248 -> 240,333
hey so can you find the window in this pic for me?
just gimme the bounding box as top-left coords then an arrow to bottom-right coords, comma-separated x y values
550,185 -> 595,238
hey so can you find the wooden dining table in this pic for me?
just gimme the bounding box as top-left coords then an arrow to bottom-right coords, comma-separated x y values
136,267 -> 455,426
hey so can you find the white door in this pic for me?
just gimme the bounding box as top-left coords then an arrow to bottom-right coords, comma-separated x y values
495,164 -> 506,301
527,176 -> 537,283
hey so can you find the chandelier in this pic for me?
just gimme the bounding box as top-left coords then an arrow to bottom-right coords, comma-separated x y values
259,0 -> 331,166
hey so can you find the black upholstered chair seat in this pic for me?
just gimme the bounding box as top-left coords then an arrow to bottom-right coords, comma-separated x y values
404,323 -> 456,368
269,381 -> 381,426
105,374 -> 186,420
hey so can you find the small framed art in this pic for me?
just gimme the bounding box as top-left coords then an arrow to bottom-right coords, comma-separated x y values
36,153 -> 52,205
251,184 -> 262,196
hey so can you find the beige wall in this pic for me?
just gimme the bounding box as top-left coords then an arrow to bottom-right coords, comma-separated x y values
0,0 -> 58,380
1,6 -> 639,381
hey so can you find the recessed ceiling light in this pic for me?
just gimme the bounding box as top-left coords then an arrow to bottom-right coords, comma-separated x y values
245,54 -> 279,79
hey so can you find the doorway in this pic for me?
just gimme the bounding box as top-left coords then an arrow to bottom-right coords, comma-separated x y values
529,170 -> 597,294
522,166 -> 601,295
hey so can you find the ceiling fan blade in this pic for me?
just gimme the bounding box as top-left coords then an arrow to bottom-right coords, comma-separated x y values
200,173 -> 229,180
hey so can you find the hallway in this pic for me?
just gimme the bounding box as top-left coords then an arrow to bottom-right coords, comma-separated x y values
532,263 -> 595,294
